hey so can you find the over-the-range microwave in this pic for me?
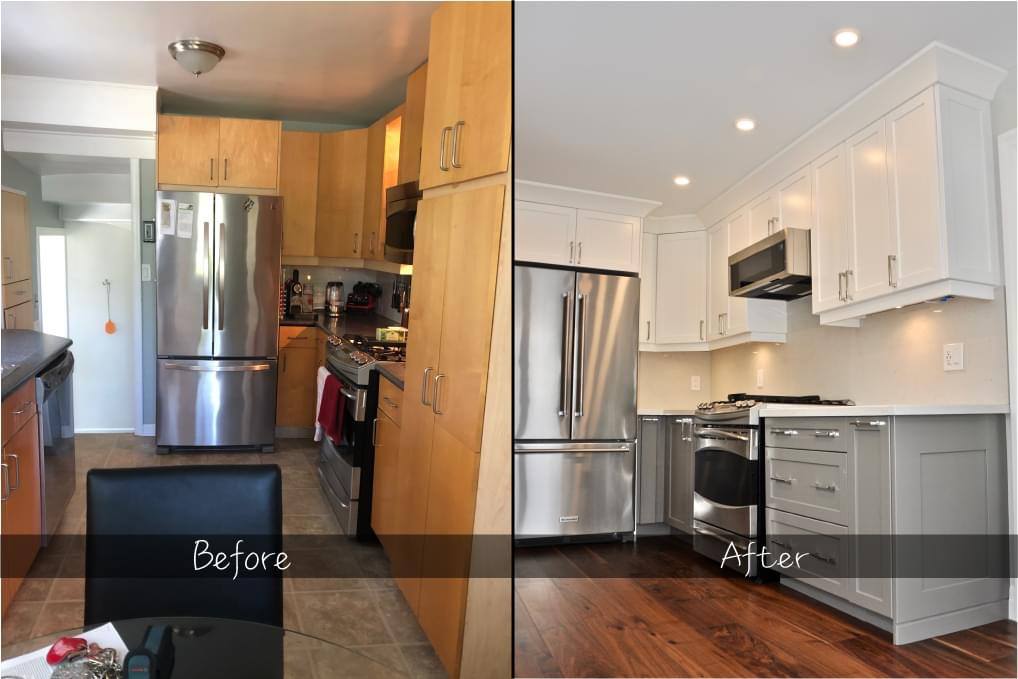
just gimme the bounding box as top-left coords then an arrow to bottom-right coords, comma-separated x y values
728,227 -> 811,300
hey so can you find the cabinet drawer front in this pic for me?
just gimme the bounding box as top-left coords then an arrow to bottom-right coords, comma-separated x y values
765,508 -> 848,598
279,326 -> 317,348
2,379 -> 37,447
378,377 -> 403,426
2,280 -> 32,310
765,417 -> 848,451
766,446 -> 848,525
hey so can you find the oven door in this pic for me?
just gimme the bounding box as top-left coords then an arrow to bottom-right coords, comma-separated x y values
692,424 -> 758,538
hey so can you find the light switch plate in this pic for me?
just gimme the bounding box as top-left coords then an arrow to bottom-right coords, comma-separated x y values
756,368 -> 765,388
690,375 -> 701,391
943,343 -> 964,371
141,264 -> 152,282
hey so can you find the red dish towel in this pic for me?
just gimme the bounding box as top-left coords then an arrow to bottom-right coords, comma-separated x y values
317,375 -> 345,444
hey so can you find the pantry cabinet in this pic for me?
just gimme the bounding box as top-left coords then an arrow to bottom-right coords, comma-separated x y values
419,2 -> 511,190
514,201 -> 641,273
279,131 -> 320,257
157,115 -> 280,191
316,129 -> 369,259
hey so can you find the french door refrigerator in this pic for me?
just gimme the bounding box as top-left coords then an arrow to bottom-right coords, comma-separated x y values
514,264 -> 639,540
155,192 -> 281,450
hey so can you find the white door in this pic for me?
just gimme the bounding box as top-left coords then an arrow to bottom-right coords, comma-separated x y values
886,89 -> 943,290
514,201 -> 576,266
811,144 -> 851,313
655,231 -> 707,344
846,120 -> 896,302
727,208 -> 750,255
706,222 -> 729,340
748,192 -> 777,244
776,167 -> 812,231
639,232 -> 657,344
574,209 -> 641,272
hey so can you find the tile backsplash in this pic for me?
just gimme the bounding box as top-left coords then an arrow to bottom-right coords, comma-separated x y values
282,265 -> 405,324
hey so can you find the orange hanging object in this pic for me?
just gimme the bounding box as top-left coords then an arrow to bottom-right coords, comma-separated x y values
103,279 -> 116,335
105,319 -> 117,335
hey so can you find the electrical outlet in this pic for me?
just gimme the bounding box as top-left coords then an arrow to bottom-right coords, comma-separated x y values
756,368 -> 765,388
141,264 -> 152,282
690,375 -> 701,391
943,343 -> 964,371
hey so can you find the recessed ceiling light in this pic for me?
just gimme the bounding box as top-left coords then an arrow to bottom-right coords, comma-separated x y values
834,29 -> 860,48
735,118 -> 756,132
673,176 -> 691,186
932,308 -> 943,313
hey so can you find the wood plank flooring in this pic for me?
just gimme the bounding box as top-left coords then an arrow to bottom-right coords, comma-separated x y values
514,536 -> 1016,678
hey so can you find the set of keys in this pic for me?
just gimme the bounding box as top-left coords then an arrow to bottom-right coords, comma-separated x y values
47,638 -> 122,679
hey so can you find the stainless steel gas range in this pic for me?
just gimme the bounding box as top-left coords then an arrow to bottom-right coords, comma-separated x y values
691,394 -> 853,576
318,333 -> 406,539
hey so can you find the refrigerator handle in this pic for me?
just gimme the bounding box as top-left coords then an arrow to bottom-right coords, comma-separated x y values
217,222 -> 226,331
574,293 -> 585,417
202,222 -> 210,330
558,292 -> 570,417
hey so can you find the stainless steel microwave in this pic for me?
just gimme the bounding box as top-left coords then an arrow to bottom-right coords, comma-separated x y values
728,228 -> 811,300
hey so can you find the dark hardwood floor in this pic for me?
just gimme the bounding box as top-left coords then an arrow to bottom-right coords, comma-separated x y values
514,536 -> 1016,678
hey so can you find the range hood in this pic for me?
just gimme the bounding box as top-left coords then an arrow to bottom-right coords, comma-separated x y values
729,228 -> 811,300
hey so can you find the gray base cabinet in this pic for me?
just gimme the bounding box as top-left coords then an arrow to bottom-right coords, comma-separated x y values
637,415 -> 693,533
637,417 -> 666,525
666,416 -> 694,533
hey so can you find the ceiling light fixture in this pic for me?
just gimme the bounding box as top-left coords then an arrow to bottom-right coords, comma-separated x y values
735,118 -> 756,132
168,39 -> 225,77
673,176 -> 691,186
833,29 -> 860,48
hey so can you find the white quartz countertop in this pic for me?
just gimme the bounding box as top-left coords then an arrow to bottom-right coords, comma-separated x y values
638,409 -> 696,416
758,403 -> 1010,418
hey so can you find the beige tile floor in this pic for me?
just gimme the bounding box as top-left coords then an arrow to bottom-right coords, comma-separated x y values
1,434 -> 447,678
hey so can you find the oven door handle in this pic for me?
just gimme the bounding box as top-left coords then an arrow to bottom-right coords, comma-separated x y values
340,387 -> 359,401
693,428 -> 749,442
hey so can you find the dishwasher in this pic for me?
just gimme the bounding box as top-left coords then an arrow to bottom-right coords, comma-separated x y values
36,351 -> 75,543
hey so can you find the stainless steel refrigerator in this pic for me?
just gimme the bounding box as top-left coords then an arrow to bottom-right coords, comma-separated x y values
155,192 -> 281,450
513,265 -> 639,539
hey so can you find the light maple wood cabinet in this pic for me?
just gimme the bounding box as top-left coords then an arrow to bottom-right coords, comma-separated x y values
419,2 -> 510,190
157,114 -> 281,192
279,131 -> 321,257
316,129 -> 369,258
3,302 -> 33,330
2,190 -> 32,287
363,106 -> 404,261
1,395 -> 41,614
398,63 -> 429,185
276,327 -> 322,428
371,396 -> 401,552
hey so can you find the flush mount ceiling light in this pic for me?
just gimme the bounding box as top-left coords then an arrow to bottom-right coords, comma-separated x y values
735,118 -> 756,132
168,39 -> 225,77
673,175 -> 691,186
833,29 -> 860,48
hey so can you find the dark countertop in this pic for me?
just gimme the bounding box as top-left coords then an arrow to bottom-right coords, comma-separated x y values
376,363 -> 405,390
280,310 -> 397,338
1,330 -> 73,399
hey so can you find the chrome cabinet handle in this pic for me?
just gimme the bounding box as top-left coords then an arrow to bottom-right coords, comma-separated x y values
849,419 -> 886,427
771,538 -> 791,550
846,269 -> 854,300
813,430 -> 840,438
1,464 -> 8,501
769,475 -> 794,484
372,417 -> 379,445
12,400 -> 32,416
813,482 -> 838,492
5,454 -> 19,491
451,121 -> 465,168
432,373 -> 445,415
770,429 -> 799,436
645,321 -> 651,341
559,293 -> 570,416
838,271 -> 844,301
643,417 -> 660,422
812,552 -> 837,565
699,320 -> 704,341
888,254 -> 898,288
577,242 -> 583,264
438,126 -> 452,171
217,222 -> 226,330
574,293 -> 585,417
202,222 -> 210,329
568,241 -> 574,263
421,367 -> 433,406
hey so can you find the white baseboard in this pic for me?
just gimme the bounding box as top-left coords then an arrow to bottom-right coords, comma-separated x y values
136,424 -> 155,437
74,427 -> 134,434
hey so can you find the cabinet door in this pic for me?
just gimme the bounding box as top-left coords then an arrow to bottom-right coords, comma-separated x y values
574,210 -> 641,272
275,345 -> 317,427
655,231 -> 707,344
847,419 -> 892,617
1,191 -> 31,284
811,145 -> 851,313
279,131 -> 320,257
1,413 -> 41,613
398,63 -> 429,185
370,409 -> 400,548
316,129 -> 368,258
846,120 -> 896,302
666,417 -> 693,532
727,208 -> 750,254
638,417 -> 664,524
157,115 -> 220,187
514,202 -> 575,266
363,107 -> 404,261
886,89 -> 943,290
3,301 -> 33,330
419,2 -> 511,190
638,233 -> 657,344
435,186 -> 506,452
218,118 -> 281,190
748,192 -> 777,244
706,222 -> 729,340
777,167 -> 812,231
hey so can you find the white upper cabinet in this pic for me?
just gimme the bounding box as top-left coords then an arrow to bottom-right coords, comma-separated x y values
776,167 -> 812,232
810,144 -> 851,314
514,201 -> 576,266
575,209 -> 641,272
638,232 -> 657,345
706,222 -> 729,341
747,192 -> 776,245
727,208 -> 750,255
654,231 -> 707,345
514,200 -> 642,273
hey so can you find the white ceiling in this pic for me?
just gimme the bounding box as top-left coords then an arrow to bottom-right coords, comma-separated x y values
0,1 -> 437,125
6,152 -> 130,176
515,2 -> 1017,216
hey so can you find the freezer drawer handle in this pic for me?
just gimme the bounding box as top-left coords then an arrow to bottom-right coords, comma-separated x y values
559,515 -> 579,523
164,363 -> 272,372
694,428 -> 749,442
514,447 -> 631,454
